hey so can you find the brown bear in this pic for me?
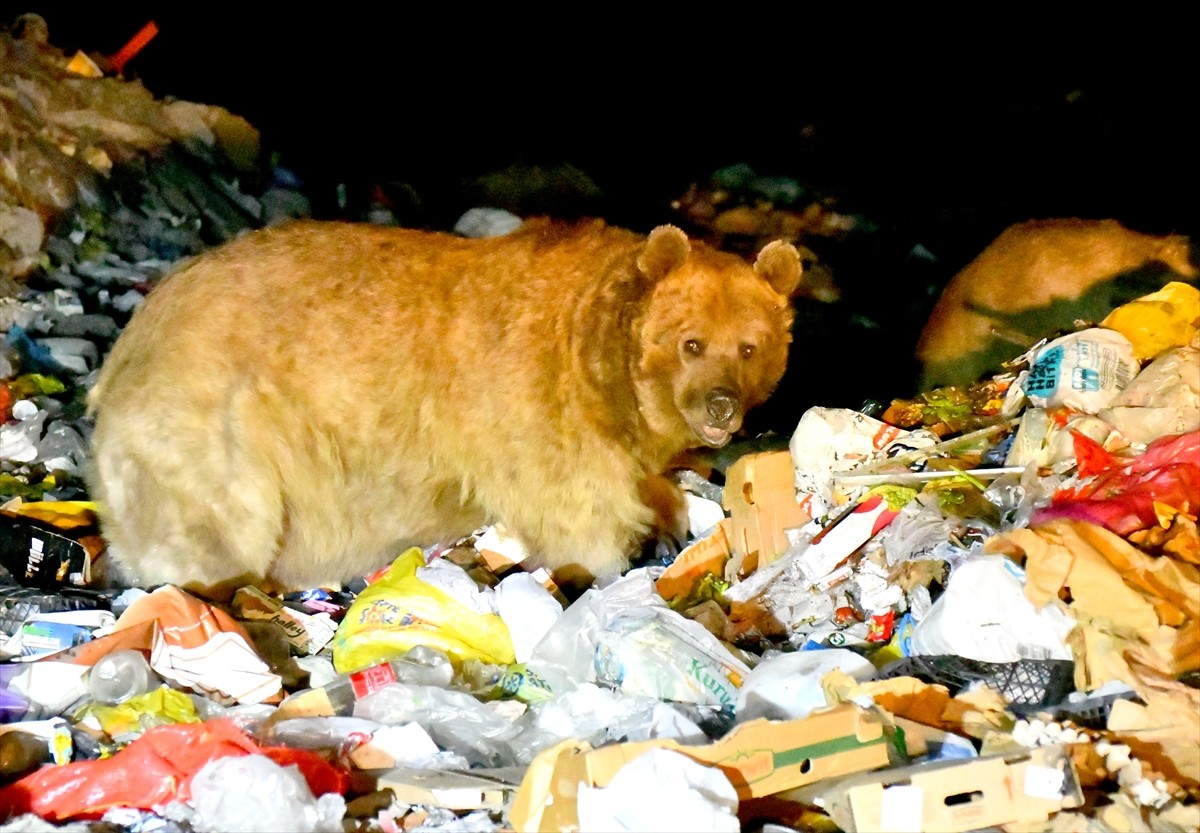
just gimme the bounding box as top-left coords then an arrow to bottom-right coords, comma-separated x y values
915,218 -> 1197,390
85,217 -> 801,599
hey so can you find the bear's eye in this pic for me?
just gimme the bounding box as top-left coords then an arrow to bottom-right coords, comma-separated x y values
683,339 -> 704,356
740,344 -> 757,359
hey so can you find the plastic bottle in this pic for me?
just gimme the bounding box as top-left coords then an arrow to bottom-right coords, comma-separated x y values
458,659 -> 555,703
88,649 -> 160,705
274,645 -> 454,720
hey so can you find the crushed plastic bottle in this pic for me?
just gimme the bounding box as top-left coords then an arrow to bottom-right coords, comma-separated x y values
88,649 -> 160,705
273,645 -> 453,720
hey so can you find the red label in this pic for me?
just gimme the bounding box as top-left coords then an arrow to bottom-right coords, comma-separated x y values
872,424 -> 902,450
349,663 -> 398,699
866,610 -> 895,643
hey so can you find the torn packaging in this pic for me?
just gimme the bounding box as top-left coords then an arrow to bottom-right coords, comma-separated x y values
85,218 -> 801,598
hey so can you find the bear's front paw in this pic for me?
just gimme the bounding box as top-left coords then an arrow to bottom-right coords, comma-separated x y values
639,473 -> 690,551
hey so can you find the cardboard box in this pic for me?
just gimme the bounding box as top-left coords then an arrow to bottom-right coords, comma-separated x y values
231,585 -> 336,655
371,765 -> 525,811
796,492 -> 901,583
655,518 -> 732,602
784,744 -> 1084,832
509,703 -> 890,832
722,450 -> 811,576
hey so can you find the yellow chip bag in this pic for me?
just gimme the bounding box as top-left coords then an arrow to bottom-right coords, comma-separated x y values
332,547 -> 516,675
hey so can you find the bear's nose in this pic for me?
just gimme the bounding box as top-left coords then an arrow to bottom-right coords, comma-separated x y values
705,388 -> 737,426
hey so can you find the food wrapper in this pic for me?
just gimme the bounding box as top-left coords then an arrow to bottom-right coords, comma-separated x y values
789,407 -> 938,518
65,585 -> 285,705
333,547 -> 515,675
231,585 -> 336,656
0,501 -> 104,588
1018,328 -> 1138,413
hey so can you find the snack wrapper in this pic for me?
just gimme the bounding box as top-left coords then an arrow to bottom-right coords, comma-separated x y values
333,548 -> 515,675
1019,328 -> 1138,413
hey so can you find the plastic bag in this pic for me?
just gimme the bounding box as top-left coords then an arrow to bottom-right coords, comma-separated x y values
1031,429 -> 1200,536
178,753 -> 346,833
1018,328 -> 1138,413
332,548 -> 515,675
0,718 -> 348,822
527,569 -> 751,709
354,682 -> 519,768
908,555 -> 1074,663
734,648 -> 877,723
1099,280 -> 1200,362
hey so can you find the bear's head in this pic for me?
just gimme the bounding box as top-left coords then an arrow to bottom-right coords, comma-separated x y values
633,225 -> 801,452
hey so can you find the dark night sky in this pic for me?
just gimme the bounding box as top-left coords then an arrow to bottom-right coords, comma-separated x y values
9,6 -> 1199,419
16,7 -> 1197,248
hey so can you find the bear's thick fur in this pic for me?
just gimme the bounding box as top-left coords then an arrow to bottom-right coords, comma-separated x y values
915,218 -> 1197,389
85,217 -> 801,599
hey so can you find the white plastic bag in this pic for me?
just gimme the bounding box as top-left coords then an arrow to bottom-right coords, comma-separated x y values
577,748 -> 740,832
526,568 -> 751,708
909,555 -> 1074,662
181,754 -> 345,833
735,648 -> 877,723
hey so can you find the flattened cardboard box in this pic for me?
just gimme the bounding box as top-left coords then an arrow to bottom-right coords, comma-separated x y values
509,703 -> 890,832
784,743 -> 1083,832
722,449 -> 810,575
370,765 -> 525,811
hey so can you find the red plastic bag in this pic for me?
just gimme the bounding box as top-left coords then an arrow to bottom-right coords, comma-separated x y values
1032,429 -> 1200,536
260,744 -> 351,800
0,718 -> 347,822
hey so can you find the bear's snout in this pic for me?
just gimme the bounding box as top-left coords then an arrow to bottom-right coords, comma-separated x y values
705,388 -> 738,427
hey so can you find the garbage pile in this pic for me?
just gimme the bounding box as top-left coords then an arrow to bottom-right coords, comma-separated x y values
1,13 -> 1200,833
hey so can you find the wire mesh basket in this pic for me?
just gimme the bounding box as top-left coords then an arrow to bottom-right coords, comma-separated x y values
879,654 -> 1077,710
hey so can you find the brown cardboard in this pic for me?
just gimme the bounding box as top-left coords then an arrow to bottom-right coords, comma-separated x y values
371,765 -> 524,811
722,450 -> 810,575
786,744 -> 1083,833
508,703 -> 890,832
231,584 -> 336,655
655,518 -> 732,602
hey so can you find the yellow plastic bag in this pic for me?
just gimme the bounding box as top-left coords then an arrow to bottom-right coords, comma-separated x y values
1100,280 -> 1200,362
74,686 -> 200,744
332,548 -> 516,675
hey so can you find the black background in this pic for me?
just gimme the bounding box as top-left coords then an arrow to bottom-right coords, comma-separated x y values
11,5 -> 1199,424
19,7 -> 1197,238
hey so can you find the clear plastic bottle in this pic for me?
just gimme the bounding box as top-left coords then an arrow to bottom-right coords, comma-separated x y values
88,649 -> 160,705
274,645 -> 454,720
458,659 -> 555,703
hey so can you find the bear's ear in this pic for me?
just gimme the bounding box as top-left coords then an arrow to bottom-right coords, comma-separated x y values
637,225 -> 691,282
754,239 -> 803,297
